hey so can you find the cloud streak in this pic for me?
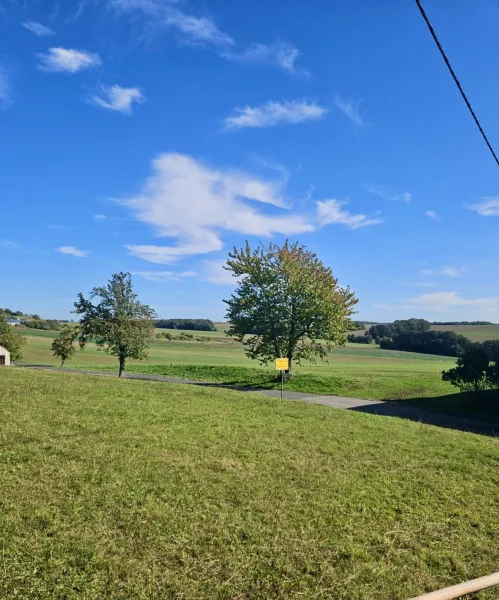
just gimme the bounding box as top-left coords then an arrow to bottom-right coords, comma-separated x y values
366,185 -> 411,203
90,85 -> 144,114
22,21 -> 55,36
334,95 -> 369,127
120,153 -> 381,264
466,197 -> 499,216
317,199 -> 383,229
224,99 -> 326,130
422,266 -> 467,278
37,48 -> 102,73
425,210 -> 440,221
226,41 -> 308,78
135,270 -> 197,282
56,246 -> 89,257
108,1 -> 306,76
0,66 -> 11,108
377,292 -> 499,314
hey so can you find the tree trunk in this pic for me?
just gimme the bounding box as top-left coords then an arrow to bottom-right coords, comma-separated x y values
287,355 -> 293,377
119,356 -> 126,378
61,359 -> 65,368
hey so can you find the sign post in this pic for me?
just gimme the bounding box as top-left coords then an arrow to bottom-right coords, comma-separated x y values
275,358 -> 289,399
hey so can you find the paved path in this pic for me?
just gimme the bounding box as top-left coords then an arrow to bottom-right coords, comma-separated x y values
18,364 -> 499,436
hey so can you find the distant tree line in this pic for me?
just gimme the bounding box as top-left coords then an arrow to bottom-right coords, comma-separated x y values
0,308 -> 25,317
24,319 -> 61,331
431,321 -> 494,326
155,319 -> 217,332
347,333 -> 373,344
350,320 -> 378,330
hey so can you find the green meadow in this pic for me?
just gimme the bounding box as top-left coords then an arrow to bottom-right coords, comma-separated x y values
19,327 -> 456,401
2,367 -> 499,600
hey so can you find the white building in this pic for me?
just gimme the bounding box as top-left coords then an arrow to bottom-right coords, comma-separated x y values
0,345 -> 11,366
6,319 -> 21,326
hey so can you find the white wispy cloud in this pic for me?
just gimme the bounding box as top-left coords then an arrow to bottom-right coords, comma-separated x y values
422,266 -> 467,278
0,240 -> 20,249
108,2 -> 306,75
122,153 -> 312,264
90,85 -> 144,115
108,0 -> 234,47
164,9 -> 235,47
227,41 -> 308,78
224,100 -> 326,130
466,197 -> 499,216
425,210 -> 440,221
0,66 -> 11,108
22,21 -> 55,36
120,153 -> 378,264
36,48 -> 102,73
377,292 -> 499,314
334,95 -> 369,127
56,246 -> 89,257
317,199 -> 383,230
94,214 -> 107,221
135,270 -> 197,282
366,185 -> 411,203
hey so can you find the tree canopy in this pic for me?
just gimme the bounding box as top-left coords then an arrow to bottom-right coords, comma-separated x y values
224,241 -> 357,371
0,317 -> 26,361
442,348 -> 493,395
51,324 -> 78,367
73,272 -> 156,377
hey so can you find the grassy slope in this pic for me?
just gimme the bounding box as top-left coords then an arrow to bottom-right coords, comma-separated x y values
1,368 -> 499,599
19,331 -> 455,400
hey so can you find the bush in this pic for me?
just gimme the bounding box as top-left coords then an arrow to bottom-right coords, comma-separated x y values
25,319 -> 60,331
442,348 -> 493,395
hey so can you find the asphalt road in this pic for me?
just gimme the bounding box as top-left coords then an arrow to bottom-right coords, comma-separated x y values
17,364 -> 499,436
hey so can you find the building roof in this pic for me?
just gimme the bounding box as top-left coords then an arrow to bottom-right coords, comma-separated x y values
6,319 -> 21,323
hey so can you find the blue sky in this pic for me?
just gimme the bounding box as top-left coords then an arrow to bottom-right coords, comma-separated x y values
1,0 -> 499,322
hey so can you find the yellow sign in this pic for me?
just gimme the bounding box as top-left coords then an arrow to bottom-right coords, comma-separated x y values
275,358 -> 289,371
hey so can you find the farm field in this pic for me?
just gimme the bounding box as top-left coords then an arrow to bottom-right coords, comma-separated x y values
17,328 -> 456,401
352,324 -> 499,342
2,368 -> 499,600
430,324 -> 499,342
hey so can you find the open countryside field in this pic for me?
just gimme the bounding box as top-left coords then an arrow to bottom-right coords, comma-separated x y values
352,324 -> 499,342
2,368 -> 499,600
18,327 -> 457,402
430,324 -> 499,342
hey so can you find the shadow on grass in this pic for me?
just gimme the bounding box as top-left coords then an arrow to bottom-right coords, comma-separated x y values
349,390 -> 499,437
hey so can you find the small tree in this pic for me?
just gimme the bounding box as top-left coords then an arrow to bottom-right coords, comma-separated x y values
51,325 -> 78,367
73,272 -> 156,377
0,317 -> 26,361
224,241 -> 358,372
442,348 -> 491,396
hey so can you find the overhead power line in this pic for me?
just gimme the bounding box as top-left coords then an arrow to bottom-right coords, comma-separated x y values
414,0 -> 499,167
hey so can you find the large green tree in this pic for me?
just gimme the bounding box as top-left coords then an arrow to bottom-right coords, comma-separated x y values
0,318 -> 26,361
73,272 -> 156,377
224,241 -> 358,372
442,348 -> 493,396
51,324 -> 78,367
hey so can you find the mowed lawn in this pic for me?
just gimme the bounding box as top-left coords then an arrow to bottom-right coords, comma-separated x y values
18,330 -> 456,401
1,368 -> 499,599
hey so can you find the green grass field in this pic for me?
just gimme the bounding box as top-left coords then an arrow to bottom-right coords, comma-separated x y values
430,324 -> 499,342
1,368 -> 499,599
18,328 -> 457,401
